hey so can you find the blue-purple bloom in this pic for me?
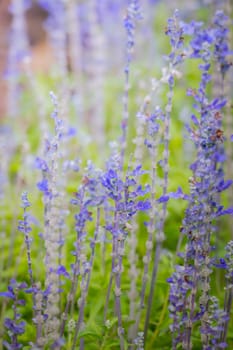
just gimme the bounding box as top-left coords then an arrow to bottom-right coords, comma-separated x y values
57,265 -> 70,279
4,318 -> 26,335
212,10 -> 232,76
35,157 -> 49,172
37,178 -> 50,197
0,280 -> 27,349
124,0 -> 142,52
168,10 -> 232,349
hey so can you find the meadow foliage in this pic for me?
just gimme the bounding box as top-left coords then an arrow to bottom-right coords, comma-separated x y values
0,1 -> 233,349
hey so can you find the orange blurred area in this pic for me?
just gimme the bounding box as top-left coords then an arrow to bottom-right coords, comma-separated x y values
0,1 -> 52,118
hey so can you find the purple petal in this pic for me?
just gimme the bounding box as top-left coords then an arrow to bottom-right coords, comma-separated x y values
157,195 -> 170,203
0,292 -> 14,299
137,200 -> 151,211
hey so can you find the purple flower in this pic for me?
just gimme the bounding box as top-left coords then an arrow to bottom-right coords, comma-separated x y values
169,187 -> 189,200
191,114 -> 199,126
130,165 -> 147,176
213,10 -> 232,76
57,265 -> 70,279
168,10 -> 232,348
136,200 -> 151,211
216,179 -> 233,192
1,280 -> 27,348
0,291 -> 15,299
18,219 -> 32,234
157,195 -> 170,203
124,0 -> 142,50
4,318 -> 25,335
214,258 -> 227,269
216,207 -> 233,217
20,192 -> 31,209
66,127 -> 76,137
101,169 -> 123,201
37,178 -> 50,197
165,10 -> 184,49
35,157 -> 49,172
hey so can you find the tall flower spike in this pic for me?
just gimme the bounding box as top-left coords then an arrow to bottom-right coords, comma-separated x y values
220,241 -> 233,344
168,12 -> 232,349
128,98 -> 150,343
102,147 -> 151,349
144,9 -> 186,344
120,0 -> 142,170
18,192 -> 34,289
212,8 -> 233,234
36,91 -> 66,346
213,10 -> 232,78
68,162 -> 104,348
131,107 -> 163,346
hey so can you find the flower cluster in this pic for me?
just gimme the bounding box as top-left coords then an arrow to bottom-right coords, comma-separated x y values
35,92 -> 68,346
18,192 -> 34,289
0,3 -> 233,350
124,0 -> 142,52
168,12 -> 233,349
0,279 -> 27,350
212,10 -> 232,77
